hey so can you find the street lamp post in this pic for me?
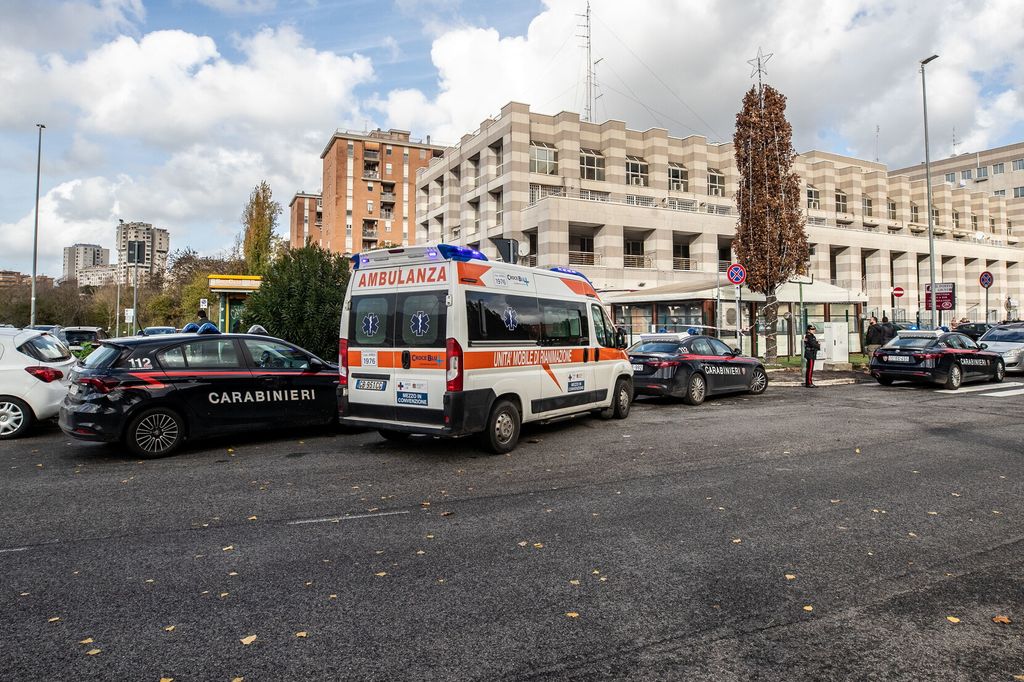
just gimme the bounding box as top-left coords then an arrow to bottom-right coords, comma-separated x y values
920,54 -> 939,328
30,123 -> 45,327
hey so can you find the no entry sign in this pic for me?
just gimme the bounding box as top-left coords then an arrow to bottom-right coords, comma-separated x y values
727,263 -> 746,285
892,286 -> 905,298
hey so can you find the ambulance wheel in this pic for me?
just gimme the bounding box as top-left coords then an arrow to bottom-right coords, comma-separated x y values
943,363 -> 963,390
990,360 -> 1005,383
378,429 -> 409,442
481,399 -> 520,454
125,407 -> 184,458
601,378 -> 632,419
682,373 -> 706,406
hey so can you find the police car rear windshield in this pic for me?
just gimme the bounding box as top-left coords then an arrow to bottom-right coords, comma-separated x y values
82,344 -> 122,368
980,327 -> 1024,342
885,337 -> 936,349
630,342 -> 682,354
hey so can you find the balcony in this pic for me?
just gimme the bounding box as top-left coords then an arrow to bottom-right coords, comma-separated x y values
523,255 -> 537,267
673,257 -> 697,271
362,169 -> 380,180
933,225 -> 948,235
908,223 -> 927,233
363,150 -> 379,160
380,192 -> 396,203
836,212 -> 854,224
568,251 -> 600,266
362,229 -> 378,239
718,260 -> 731,273
623,254 -> 652,269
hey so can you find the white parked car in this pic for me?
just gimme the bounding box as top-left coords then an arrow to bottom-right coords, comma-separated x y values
978,323 -> 1024,373
0,329 -> 77,439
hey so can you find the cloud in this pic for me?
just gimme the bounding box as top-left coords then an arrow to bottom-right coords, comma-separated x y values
195,0 -> 277,14
0,0 -> 144,52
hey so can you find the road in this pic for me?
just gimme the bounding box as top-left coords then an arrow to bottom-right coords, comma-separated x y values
2,380 -> 1023,681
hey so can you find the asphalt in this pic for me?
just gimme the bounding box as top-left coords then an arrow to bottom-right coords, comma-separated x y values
1,379 -> 1023,681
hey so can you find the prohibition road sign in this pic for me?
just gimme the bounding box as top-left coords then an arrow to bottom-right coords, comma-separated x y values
979,271 -> 994,289
727,263 -> 747,285
892,286 -> 905,298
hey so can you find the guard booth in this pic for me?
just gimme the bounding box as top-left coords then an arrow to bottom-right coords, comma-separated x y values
207,274 -> 262,333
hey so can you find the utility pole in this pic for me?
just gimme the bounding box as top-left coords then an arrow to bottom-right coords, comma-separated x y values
577,1 -> 598,122
30,123 -> 45,326
920,54 -> 939,328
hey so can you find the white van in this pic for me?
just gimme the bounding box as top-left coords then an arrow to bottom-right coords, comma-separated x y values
338,244 -> 633,453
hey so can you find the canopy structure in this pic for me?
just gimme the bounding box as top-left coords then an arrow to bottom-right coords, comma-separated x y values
604,277 -> 867,305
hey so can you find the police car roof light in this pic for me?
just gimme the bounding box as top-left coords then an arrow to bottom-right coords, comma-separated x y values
548,266 -> 591,282
181,323 -> 200,333
435,243 -> 488,262
196,322 -> 221,335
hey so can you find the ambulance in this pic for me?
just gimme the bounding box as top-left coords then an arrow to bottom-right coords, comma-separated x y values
338,244 -> 633,453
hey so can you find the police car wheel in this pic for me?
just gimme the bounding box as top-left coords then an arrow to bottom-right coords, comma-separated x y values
481,399 -> 520,454
749,368 -> 768,395
0,397 -> 33,440
682,373 -> 706,406
944,363 -> 963,390
990,360 -> 1005,383
379,429 -> 410,442
126,407 -> 184,458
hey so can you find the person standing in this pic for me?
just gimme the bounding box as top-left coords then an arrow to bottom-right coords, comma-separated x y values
803,324 -> 821,388
865,316 -> 882,355
880,315 -> 896,345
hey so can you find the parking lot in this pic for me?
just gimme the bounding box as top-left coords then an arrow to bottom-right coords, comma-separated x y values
2,382 -> 1022,681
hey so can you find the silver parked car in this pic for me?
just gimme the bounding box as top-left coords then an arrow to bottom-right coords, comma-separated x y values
978,324 -> 1024,373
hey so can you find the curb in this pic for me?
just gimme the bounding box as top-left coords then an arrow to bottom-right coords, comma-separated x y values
771,378 -> 864,387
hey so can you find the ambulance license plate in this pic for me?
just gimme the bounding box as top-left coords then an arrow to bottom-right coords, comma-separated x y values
355,379 -> 387,391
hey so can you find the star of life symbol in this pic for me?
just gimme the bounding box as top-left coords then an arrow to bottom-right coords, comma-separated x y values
410,311 -> 430,337
502,305 -> 518,331
362,313 -> 380,337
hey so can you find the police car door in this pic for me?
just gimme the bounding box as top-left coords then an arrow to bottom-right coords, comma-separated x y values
707,337 -> 747,390
392,287 -> 448,425
953,333 -> 988,378
689,337 -> 731,393
241,338 -> 337,424
175,338 -> 255,428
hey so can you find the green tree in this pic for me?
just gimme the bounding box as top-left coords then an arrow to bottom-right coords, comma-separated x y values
241,180 -> 281,276
242,244 -> 350,359
733,82 -> 809,363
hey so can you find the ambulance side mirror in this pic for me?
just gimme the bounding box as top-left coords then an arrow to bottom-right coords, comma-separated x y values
615,327 -> 628,349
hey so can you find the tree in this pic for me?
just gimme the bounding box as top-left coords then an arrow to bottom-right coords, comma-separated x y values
242,244 -> 350,360
733,81 -> 809,363
241,180 -> 281,276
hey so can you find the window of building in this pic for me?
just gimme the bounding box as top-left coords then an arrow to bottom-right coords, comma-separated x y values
944,172 -> 956,183
385,163 -> 393,174
990,217 -> 996,232
579,148 -> 605,181
386,145 -> 392,155
579,189 -> 610,202
491,190 -> 503,225
529,142 -> 558,175
971,215 -> 979,231
961,169 -> 972,180
491,142 -> 503,173
626,195 -> 655,207
366,200 -> 374,213
931,206 -> 939,224
993,162 -> 1005,174
806,186 -> 820,209
887,199 -> 897,220
624,240 -> 645,256
994,189 -> 1007,196
367,182 -> 374,191
835,191 -> 847,213
911,204 -> 919,222
1014,187 -> 1024,199
952,210 -> 960,229
347,142 -> 354,158
977,166 -> 988,179
708,169 -> 725,197
668,163 -> 688,191
419,149 -> 426,159
528,184 -> 562,205
625,155 -> 649,186
1013,159 -> 1024,171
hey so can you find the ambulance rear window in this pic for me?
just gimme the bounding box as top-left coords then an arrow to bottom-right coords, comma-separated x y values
398,292 -> 446,348
351,295 -> 393,347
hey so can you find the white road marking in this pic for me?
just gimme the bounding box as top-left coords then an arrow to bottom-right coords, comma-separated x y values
0,547 -> 29,554
287,510 -> 410,525
978,387 -> 1024,398
935,382 -> 1023,394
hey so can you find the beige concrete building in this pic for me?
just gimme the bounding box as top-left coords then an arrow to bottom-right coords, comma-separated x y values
115,221 -> 170,286
416,102 -> 1024,338
288,191 -> 323,248
62,243 -> 110,284
319,128 -> 443,254
76,264 -> 117,287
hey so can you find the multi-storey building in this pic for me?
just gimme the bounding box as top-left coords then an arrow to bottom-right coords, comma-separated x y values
77,264 -> 118,287
417,102 -> 1024,343
0,271 -> 53,288
890,141 -> 1024,231
115,221 -> 170,286
288,192 -> 323,248
62,243 -> 110,284
319,128 -> 443,254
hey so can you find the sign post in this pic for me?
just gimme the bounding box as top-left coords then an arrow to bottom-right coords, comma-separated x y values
727,263 -> 747,347
924,282 -> 956,327
979,271 -> 994,323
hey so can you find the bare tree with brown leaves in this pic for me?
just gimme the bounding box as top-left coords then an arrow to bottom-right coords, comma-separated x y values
733,83 -> 809,363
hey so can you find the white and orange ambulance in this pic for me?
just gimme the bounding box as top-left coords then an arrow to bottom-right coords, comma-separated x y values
338,244 -> 633,452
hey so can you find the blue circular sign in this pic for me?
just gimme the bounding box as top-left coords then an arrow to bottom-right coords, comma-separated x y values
727,263 -> 747,285
979,271 -> 994,289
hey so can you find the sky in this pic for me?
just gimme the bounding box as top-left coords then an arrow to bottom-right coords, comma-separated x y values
2,0 -> 1023,277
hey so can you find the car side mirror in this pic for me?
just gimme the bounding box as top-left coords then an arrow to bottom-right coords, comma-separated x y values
979,343 -> 988,349
732,348 -> 742,356
307,357 -> 326,371
615,327 -> 628,349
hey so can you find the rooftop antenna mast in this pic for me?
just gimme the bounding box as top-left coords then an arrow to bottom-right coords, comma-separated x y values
875,124 -> 880,162
577,1 -> 597,122
952,126 -> 960,156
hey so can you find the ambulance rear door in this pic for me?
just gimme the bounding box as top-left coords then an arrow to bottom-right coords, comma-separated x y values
391,284 -> 450,426
347,283 -> 399,423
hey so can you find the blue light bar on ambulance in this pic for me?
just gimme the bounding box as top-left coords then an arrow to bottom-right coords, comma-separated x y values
435,244 -> 488,262
548,266 -> 592,282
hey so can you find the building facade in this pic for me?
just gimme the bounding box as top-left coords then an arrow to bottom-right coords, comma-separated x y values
115,221 -> 170,286
416,102 -> 1024,332
318,128 -> 443,254
76,264 -> 118,287
0,271 -> 53,288
288,192 -> 323,248
62,243 -> 110,284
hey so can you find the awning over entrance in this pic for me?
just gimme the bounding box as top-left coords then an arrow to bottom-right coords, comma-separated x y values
603,278 -> 867,305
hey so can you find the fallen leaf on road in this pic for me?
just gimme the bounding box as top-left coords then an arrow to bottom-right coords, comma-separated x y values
908,532 -> 918,537
803,605 -> 814,612
416,550 -> 425,555
329,594 -> 337,599
79,637 -> 93,645
927,511 -> 938,515
295,631 -> 308,638
517,541 -> 527,547
731,538 -> 742,544
855,448 -> 861,454
375,572 -> 387,577
219,592 -> 229,598
19,592 -> 29,596
992,510 -> 1003,515
599,576 -> 607,582
222,546 -> 234,551
48,617 -> 61,623
421,501 -> 430,507
160,678 -> 173,682
304,581 -> 313,587
946,616 -> 960,624
85,649 -> 101,656
951,492 -> 961,497
533,543 -> 544,549
569,580 -> 580,586
163,625 -> 175,632
830,499 -> 841,504
592,570 -> 600,575
247,516 -> 257,521
440,511 -> 453,517
231,678 -> 244,682
145,579 -> 155,583
240,635 -> 257,645
228,572 -> 238,577
785,574 -> 797,581
565,612 -> 580,618
426,534 -> 434,539
992,615 -> 1012,624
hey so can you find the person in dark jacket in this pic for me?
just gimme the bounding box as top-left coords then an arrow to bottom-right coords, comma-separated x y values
880,315 -> 896,344
864,316 -> 883,354
804,325 -> 821,388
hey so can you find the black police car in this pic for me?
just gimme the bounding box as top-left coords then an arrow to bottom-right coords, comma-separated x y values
59,330 -> 339,457
628,333 -> 768,405
869,330 -> 1005,390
